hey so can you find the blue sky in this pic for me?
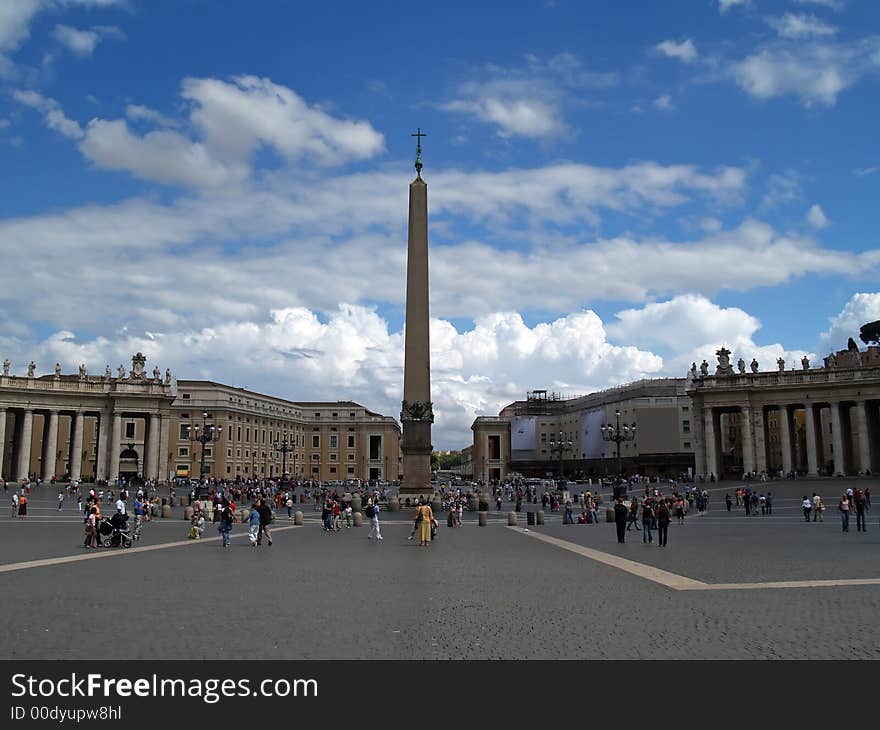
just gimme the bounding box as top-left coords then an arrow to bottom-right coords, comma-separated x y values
1,0 -> 879,447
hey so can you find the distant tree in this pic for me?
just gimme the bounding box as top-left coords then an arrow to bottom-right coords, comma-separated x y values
859,320 -> 880,346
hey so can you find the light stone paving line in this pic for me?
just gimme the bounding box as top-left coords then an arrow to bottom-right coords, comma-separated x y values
509,526 -> 880,592
0,525 -> 299,575
507,526 -> 708,590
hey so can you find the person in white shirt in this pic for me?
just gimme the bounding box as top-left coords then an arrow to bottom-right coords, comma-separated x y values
115,497 -> 126,516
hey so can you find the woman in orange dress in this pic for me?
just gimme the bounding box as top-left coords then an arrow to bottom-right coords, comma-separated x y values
417,498 -> 434,547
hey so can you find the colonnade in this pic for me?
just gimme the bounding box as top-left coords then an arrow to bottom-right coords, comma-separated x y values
0,407 -> 171,483
695,398 -> 878,478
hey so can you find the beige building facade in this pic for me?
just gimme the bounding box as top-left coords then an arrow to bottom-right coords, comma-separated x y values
471,380 -> 695,482
0,356 -> 401,484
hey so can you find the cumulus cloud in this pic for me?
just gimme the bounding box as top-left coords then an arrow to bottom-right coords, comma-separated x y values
656,39 -> 698,63
806,203 -> 830,229
125,104 -> 179,128
731,37 -> 880,107
608,294 -> 813,375
794,0 -> 844,10
653,94 -> 676,111
440,53 -> 618,139
820,293 -> 880,349
15,75 -> 386,188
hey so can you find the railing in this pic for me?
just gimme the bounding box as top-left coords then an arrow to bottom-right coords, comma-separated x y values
687,366 -> 880,391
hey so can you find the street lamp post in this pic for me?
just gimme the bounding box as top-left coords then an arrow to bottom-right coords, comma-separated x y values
601,409 -> 636,499
189,412 -> 220,482
548,431 -> 573,488
273,435 -> 293,482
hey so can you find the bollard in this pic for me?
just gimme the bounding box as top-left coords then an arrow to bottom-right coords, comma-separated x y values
526,511 -> 535,526
507,512 -> 517,526
387,498 -> 400,512
183,506 -> 194,521
353,511 -> 363,527
350,494 -> 362,513
536,511 -> 544,525
161,504 -> 172,519
467,496 -> 478,512
478,511 -> 488,526
431,498 -> 442,515
294,510 -> 303,526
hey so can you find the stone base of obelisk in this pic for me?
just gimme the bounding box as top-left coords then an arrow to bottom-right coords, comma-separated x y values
399,431 -> 433,495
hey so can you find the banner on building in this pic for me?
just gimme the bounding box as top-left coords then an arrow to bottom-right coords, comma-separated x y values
580,409 -> 606,459
510,416 -> 536,460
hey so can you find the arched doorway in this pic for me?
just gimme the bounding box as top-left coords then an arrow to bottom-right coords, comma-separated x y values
119,446 -> 140,477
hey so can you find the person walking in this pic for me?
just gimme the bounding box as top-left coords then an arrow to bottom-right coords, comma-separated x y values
17,493 -> 27,518
218,498 -> 234,547
247,502 -> 261,546
11,491 -> 18,518
57,491 -> 64,511
855,490 -> 868,532
765,492 -> 773,515
657,500 -> 671,548
839,492 -> 850,532
626,498 -> 639,531
416,498 -> 433,547
366,498 -> 383,540
802,496 -> 812,522
614,497 -> 628,543
257,498 -> 273,546
83,506 -> 98,548
725,494 -> 732,512
641,499 -> 655,544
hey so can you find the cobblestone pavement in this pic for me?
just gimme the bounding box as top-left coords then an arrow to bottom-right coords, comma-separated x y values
0,479 -> 877,660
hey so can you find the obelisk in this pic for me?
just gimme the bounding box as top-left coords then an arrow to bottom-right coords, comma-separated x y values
400,128 -> 433,495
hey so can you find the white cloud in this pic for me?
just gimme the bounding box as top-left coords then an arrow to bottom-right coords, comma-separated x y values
731,37 -> 880,107
719,0 -> 750,13
806,203 -> 830,229
440,53 -> 618,139
656,39 -> 698,63
608,294 -> 813,375
765,14 -> 838,39
12,89 -> 83,138
820,293 -> 880,349
852,166 -> 879,177
794,0 -> 844,10
51,24 -> 122,56
125,104 -> 178,128
653,94 -> 676,111
15,75 -> 386,188
761,169 -> 802,209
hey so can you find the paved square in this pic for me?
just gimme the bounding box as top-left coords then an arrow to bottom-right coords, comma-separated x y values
1,479 -> 878,659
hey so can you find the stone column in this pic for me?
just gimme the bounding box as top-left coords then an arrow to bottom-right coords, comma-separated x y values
855,400 -> 872,475
109,414 -> 122,484
96,413 -> 111,482
146,414 -> 160,480
15,409 -> 34,482
158,415 -> 170,483
778,405 -> 793,476
740,406 -> 755,476
692,407 -> 705,480
703,408 -> 717,479
753,408 -> 768,474
805,403 -> 819,477
70,411 -> 84,482
830,402 -> 846,476
0,409 -> 6,480
41,410 -> 60,481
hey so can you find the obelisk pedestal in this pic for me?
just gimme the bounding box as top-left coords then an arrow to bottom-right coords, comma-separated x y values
399,134 -> 434,495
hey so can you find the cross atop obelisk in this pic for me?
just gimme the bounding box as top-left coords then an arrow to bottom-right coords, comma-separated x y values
411,127 -> 426,176
400,128 -> 433,494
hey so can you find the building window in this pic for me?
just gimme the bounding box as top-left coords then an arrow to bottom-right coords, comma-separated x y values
311,454 -> 319,461
227,448 -> 232,458
683,442 -> 691,449
204,448 -> 212,458
312,435 -> 320,449
176,463 -> 188,474
330,453 -> 337,462
332,412 -> 338,418
237,426 -> 241,441
314,412 -> 320,418
228,425 -> 233,440
348,435 -> 355,448
348,453 -> 355,461
349,412 -> 355,418
179,424 -> 191,440
329,467 -> 337,474
682,420 -> 691,433
182,394 -> 190,400
330,435 -> 338,448
246,428 -> 250,442
178,447 -> 189,457
369,435 -> 381,460
348,467 -> 355,474
125,422 -> 136,439
226,466 -> 231,474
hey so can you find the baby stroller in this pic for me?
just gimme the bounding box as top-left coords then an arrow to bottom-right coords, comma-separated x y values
100,514 -> 133,548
